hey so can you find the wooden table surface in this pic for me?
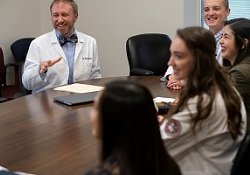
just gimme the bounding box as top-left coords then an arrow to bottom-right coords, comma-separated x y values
0,76 -> 176,175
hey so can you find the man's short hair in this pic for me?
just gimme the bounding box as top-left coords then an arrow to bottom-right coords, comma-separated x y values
50,0 -> 78,14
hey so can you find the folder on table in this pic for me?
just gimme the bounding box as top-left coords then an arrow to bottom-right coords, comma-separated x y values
53,91 -> 98,106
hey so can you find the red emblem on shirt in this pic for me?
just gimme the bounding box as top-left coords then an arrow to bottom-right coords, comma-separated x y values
164,119 -> 181,137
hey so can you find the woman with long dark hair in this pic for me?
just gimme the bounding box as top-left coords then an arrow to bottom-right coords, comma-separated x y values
160,26 -> 247,175
86,80 -> 182,175
220,18 -> 250,128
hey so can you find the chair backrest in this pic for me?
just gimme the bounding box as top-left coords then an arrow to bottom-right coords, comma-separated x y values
11,38 -> 34,95
11,38 -> 34,62
230,130 -> 250,175
0,47 -> 20,100
126,33 -> 171,76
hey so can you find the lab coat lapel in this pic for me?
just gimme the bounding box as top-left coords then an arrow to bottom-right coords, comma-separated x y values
50,31 -> 66,60
74,38 -> 83,60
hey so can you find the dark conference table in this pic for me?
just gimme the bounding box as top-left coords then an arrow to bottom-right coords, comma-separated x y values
0,76 -> 177,175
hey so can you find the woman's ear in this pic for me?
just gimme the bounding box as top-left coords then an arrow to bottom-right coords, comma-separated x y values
241,38 -> 249,49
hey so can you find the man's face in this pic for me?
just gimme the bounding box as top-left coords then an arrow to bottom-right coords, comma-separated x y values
204,0 -> 230,34
51,2 -> 78,37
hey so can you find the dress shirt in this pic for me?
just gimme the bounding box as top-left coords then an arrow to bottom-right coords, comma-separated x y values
56,31 -> 77,84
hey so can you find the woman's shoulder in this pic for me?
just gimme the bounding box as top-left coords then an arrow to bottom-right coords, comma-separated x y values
230,62 -> 250,83
231,57 -> 250,72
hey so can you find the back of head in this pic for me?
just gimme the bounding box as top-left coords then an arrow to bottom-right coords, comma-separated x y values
99,80 -> 159,159
98,80 -> 181,175
224,18 -> 250,65
99,80 -> 157,142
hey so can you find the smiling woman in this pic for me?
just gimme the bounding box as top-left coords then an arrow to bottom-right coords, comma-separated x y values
220,18 -> 250,128
161,26 -> 247,175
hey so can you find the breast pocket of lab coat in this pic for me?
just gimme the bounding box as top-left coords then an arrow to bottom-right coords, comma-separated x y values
75,56 -> 93,80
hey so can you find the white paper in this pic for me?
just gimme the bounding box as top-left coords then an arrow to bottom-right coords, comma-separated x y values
153,97 -> 175,103
153,97 -> 176,113
54,83 -> 104,93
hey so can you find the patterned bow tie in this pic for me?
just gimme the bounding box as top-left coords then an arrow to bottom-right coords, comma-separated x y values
59,34 -> 78,46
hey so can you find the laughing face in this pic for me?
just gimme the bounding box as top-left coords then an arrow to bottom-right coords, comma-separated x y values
168,36 -> 194,81
220,25 -> 238,64
51,1 -> 78,37
204,0 -> 230,34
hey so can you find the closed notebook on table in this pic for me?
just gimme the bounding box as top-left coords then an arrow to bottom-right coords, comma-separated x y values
53,91 -> 98,106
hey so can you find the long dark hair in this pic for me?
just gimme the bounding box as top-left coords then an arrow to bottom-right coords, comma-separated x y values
224,18 -> 250,66
98,80 -> 181,175
170,26 -> 242,139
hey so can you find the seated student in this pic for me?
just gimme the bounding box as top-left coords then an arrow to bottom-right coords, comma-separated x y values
162,0 -> 231,90
86,80 -> 182,175
220,18 -> 250,129
160,26 -> 247,175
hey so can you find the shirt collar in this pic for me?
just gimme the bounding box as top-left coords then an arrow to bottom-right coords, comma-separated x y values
214,30 -> 223,43
55,29 -> 77,40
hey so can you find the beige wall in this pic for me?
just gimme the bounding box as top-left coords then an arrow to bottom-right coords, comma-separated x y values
0,0 -> 199,80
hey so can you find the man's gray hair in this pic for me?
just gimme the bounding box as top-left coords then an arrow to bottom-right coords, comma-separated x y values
50,0 -> 78,14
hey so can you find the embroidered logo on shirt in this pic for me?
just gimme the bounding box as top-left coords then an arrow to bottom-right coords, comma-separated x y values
82,57 -> 92,60
164,119 -> 181,137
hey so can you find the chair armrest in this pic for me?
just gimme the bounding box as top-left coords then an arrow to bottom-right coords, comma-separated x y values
130,68 -> 154,76
5,63 -> 19,75
0,79 -> 6,101
0,77 -> 3,86
5,63 -> 20,86
5,63 -> 19,69
0,63 -> 19,86
0,97 -> 8,103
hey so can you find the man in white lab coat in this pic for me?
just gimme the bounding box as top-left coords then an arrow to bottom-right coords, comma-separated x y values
22,0 -> 101,94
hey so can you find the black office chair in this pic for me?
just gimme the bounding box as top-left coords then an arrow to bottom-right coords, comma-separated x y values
126,33 -> 171,76
230,130 -> 250,175
0,47 -> 20,102
11,38 -> 34,95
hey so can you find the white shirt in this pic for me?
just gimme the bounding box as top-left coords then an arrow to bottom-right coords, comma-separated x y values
214,30 -> 223,65
160,91 -> 247,175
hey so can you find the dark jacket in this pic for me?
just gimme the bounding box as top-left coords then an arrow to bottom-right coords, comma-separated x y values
230,56 -> 250,129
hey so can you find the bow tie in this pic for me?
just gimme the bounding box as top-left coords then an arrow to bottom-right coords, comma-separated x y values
59,34 -> 78,46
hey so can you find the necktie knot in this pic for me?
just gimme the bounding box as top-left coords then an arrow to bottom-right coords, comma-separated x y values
59,34 -> 78,46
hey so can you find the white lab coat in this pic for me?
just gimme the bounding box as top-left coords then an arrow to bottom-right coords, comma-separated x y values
22,30 -> 101,94
160,91 -> 247,175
